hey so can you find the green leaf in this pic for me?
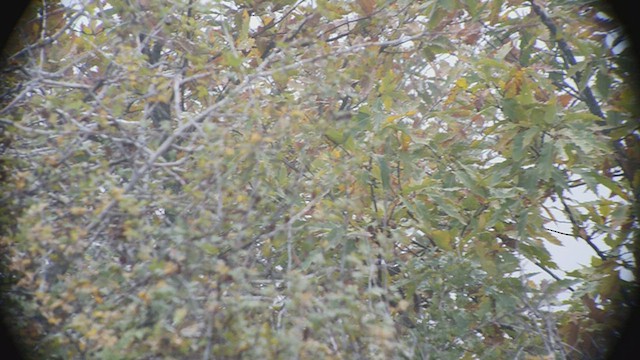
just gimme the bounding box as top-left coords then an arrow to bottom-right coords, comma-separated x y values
596,173 -> 629,200
325,129 -> 346,145
437,0 -> 457,11
223,51 -> 242,68
501,99 -> 519,121
172,307 -> 188,326
401,178 -> 434,195
489,0 -> 504,24
543,102 -> 558,124
463,0 -> 479,17
517,208 -> 528,240
486,199 -> 515,229
377,156 -> 391,191
550,167 -> 570,191
512,131 -> 525,162
454,169 -> 475,192
577,170 -> 629,199
539,230 -> 562,246
428,6 -> 447,29
536,142 -> 554,181
521,126 -> 540,148
431,194 -> 467,224
596,70 -> 611,98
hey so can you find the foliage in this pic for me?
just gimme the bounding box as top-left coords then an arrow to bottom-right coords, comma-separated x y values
1,0 -> 638,359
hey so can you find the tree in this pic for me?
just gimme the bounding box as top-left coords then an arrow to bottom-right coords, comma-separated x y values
1,0 -> 638,358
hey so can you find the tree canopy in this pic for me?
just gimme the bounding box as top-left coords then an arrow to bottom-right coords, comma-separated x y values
1,0 -> 639,359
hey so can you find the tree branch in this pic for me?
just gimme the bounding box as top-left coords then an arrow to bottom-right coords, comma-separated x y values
558,195 -> 608,261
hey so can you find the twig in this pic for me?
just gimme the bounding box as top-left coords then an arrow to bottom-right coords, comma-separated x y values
529,0 -> 635,189
368,156 -> 379,216
82,31 -> 443,238
558,196 -> 607,261
543,226 -> 575,237
529,0 -> 604,120
8,11 -> 85,61
238,189 -> 330,250
533,260 -> 575,292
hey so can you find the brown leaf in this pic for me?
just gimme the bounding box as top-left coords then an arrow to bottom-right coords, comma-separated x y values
581,294 -> 607,323
558,94 -> 573,108
472,114 -> 484,126
561,320 -> 580,348
534,88 -> 550,102
357,0 -> 376,16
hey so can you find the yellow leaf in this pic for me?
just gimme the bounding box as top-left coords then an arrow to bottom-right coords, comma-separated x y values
250,133 -> 262,143
477,213 -> 487,230
262,240 -> 272,257
14,172 -> 27,190
86,327 -> 98,340
444,87 -> 460,106
455,78 -> 468,90
215,260 -> 229,275
503,69 -> 524,98
111,187 -> 125,201
382,95 -> 393,110
400,133 -> 411,151
69,207 -> 86,216
138,291 -> 150,303
155,279 -> 168,289
431,230 -> 453,251
92,288 -> 103,304
47,316 -> 61,325
164,261 -> 179,275
398,299 -> 410,311
385,114 -> 402,123
386,110 -> 417,124
261,15 -> 274,25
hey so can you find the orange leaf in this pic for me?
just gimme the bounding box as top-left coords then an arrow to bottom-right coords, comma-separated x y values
558,94 -> 573,108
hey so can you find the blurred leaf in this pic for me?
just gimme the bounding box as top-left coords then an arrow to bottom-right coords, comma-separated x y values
378,156 -> 391,191
431,229 -> 453,251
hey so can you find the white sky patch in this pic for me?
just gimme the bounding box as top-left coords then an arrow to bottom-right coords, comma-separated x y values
506,5 -> 531,19
524,181 -> 634,301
